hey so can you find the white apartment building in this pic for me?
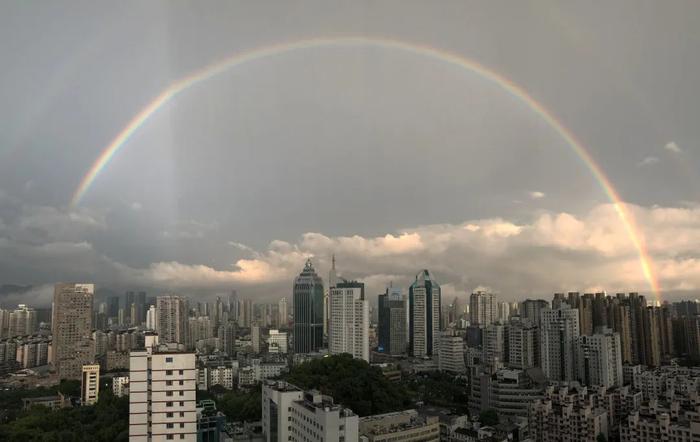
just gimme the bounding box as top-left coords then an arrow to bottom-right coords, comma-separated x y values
506,319 -> 538,369
113,376 -> 130,397
329,281 -> 369,362
129,335 -> 197,441
262,381 -> 359,442
575,327 -> 623,388
81,364 -> 100,405
469,291 -> 496,327
268,329 -> 288,354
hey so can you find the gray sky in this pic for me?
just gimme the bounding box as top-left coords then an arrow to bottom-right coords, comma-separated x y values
1,1 -> 700,306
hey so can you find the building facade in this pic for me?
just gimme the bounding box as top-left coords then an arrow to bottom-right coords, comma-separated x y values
377,285 -> 407,356
409,270 -> 441,358
293,260 -> 324,354
329,280 -> 369,362
52,283 -> 95,380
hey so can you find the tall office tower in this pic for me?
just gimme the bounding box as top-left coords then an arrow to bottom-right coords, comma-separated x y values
278,297 -> 288,328
575,327 -> 623,388
438,330 -> 466,373
218,321 -> 236,356
628,292 -> 647,364
496,301 -> 510,323
293,259 -> 324,354
378,285 -> 407,355
228,290 -> 239,322
146,305 -> 157,330
326,254 -> 338,338
540,305 -> 580,382
0,309 -> 9,339
592,292 -> 609,329
506,318 -> 538,369
519,299 -> 549,325
81,364 -> 100,405
52,283 -> 95,380
118,307 -> 126,326
129,335 -> 197,441
214,297 -> 224,326
483,323 -> 505,367
238,299 -> 252,328
329,280 -> 369,362
608,297 -> 634,363
107,296 -> 120,319
409,270 -> 441,358
251,323 -> 261,354
579,294 -> 595,336
156,295 -> 188,346
469,291 -> 496,327
8,304 -> 37,337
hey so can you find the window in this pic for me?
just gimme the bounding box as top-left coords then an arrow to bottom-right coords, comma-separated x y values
179,380 -> 184,385
180,436 -> 185,440
166,423 -> 174,429
166,436 -> 173,441
179,370 -> 184,375
167,401 -> 173,407
166,380 -> 172,386
165,357 -> 173,363
179,412 -> 185,417
180,423 -> 184,428
179,391 -> 184,396
166,370 -> 173,375
166,391 -> 173,396
167,412 -> 173,418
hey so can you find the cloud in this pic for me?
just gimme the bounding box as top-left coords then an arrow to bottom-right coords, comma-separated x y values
130,202 -> 143,211
3,200 -> 700,302
664,141 -> 682,153
637,156 -> 659,167
528,191 -> 546,199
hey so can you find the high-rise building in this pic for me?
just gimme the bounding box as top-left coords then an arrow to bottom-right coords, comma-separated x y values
540,305 -> 580,382
409,269 -> 441,357
0,309 -> 9,339
329,280 -> 369,362
218,321 -> 236,356
156,295 -> 188,346
377,285 -> 407,355
126,291 -> 146,326
438,330 -> 466,373
81,364 -> 100,406
497,301 -> 511,323
188,316 -> 213,348
251,323 -> 261,354
293,259 -> 324,354
52,283 -> 95,380
278,297 -> 288,328
470,291 -> 496,326
129,335 -> 197,441
575,327 -> 623,388
146,305 -> 157,330
505,318 -> 538,369
107,296 -> 120,319
8,304 -> 37,337
519,299 -> 549,325
483,323 -> 506,367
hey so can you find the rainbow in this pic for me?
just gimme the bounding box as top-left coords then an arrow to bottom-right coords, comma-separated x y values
70,36 -> 661,299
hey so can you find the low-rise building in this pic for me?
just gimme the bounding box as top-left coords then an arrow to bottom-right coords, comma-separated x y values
620,400 -> 700,442
359,409 -> 440,442
262,381 -> 358,442
113,375 -> 129,397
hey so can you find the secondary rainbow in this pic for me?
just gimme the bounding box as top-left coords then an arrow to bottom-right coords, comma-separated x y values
70,36 -> 661,299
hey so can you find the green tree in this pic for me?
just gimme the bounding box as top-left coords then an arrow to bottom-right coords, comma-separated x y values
479,409 -> 499,426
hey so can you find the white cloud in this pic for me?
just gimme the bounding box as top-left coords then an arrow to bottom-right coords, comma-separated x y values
528,191 -> 545,199
664,141 -> 682,153
130,202 -> 143,211
637,156 -> 659,167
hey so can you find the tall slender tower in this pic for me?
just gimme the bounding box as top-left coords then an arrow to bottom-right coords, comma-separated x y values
156,295 -> 188,346
409,270 -> 441,357
329,276 -> 369,362
52,283 -> 94,380
293,259 -> 324,354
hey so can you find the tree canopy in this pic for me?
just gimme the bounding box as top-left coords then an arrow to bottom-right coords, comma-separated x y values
284,353 -> 411,416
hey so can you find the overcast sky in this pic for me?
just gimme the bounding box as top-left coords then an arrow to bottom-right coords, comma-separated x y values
1,1 -> 700,306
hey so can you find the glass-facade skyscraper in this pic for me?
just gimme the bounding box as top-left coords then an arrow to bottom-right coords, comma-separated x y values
409,269 -> 441,357
293,259 -> 324,354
